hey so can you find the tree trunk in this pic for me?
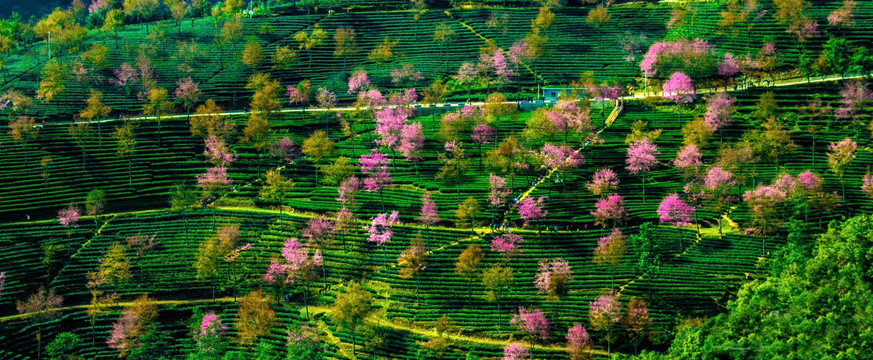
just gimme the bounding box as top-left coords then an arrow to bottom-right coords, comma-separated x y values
127,156 -> 132,186
303,283 -> 310,320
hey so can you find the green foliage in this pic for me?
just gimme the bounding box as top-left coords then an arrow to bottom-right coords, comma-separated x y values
46,332 -> 81,360
667,215 -> 873,358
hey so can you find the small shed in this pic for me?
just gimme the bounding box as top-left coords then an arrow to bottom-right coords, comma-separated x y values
541,87 -> 586,102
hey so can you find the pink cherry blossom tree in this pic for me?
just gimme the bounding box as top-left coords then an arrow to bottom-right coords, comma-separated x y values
587,168 -> 620,197
540,143 -> 585,193
471,123 -> 495,170
287,80 -> 311,120
834,80 -> 872,138
203,135 -> 237,168
591,194 -> 627,229
672,143 -> 702,180
374,107 -> 408,167
302,216 -> 334,288
399,122 -> 425,180
662,72 -> 696,123
657,193 -> 695,250
194,311 -> 227,352
58,203 -> 81,229
390,63 -> 423,85
455,62 -> 478,100
416,193 -> 441,250
827,137 -> 857,200
347,69 -> 370,94
359,150 -> 393,210
703,92 -> 735,142
589,291 -> 622,355
197,167 -> 233,228
366,211 -> 400,266
703,166 -> 736,235
535,257 -> 573,321
862,171 -> 873,200
109,63 -> 137,97
718,53 -> 740,83
550,99 -> 594,143
566,324 -> 592,360
623,298 -> 651,354
175,77 -> 201,119
510,307 -> 549,342
263,238 -> 322,316
516,196 -> 547,233
626,139 -> 660,202
337,176 -> 362,209
489,174 -> 511,223
828,0 -> 856,28
491,232 -> 523,261
503,342 -> 530,360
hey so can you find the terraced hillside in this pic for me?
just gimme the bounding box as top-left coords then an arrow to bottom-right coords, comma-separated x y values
1,0 -> 873,359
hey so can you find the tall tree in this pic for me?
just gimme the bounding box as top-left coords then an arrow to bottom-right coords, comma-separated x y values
455,244 -> 484,304
397,234 -> 427,306
330,281 -> 375,358
235,289 -> 278,348
85,189 -> 106,232
482,264 -> 513,331
7,116 -> 40,166
333,27 -> 358,72
125,233 -> 158,281
456,196 -> 482,234
416,193 -> 441,250
626,139 -> 660,202
657,193 -> 695,251
593,228 -> 626,291
143,87 -> 173,147
112,120 -> 137,187
294,24 -> 327,69
302,130 -> 337,186
16,286 -> 63,360
589,291 -> 621,355
79,89 -> 110,148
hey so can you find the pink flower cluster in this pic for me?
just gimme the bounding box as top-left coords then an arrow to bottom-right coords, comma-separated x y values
657,193 -> 694,227
591,194 -> 626,227
673,144 -> 702,175
359,150 -> 393,192
491,232 -> 523,259
703,92 -> 735,131
203,135 -> 237,168
626,139 -> 660,175
540,143 -> 584,171
263,238 -> 322,284
662,72 -> 696,104
640,38 -> 712,76
587,168 -> 620,196
862,172 -> 873,199
503,342 -> 530,360
471,123 -> 495,145
534,258 -> 573,295
347,69 -> 370,94
489,174 -> 511,207
198,311 -> 227,340
337,176 -> 361,205
390,64 -> 423,84
516,196 -> 547,226
589,291 -> 622,323
366,211 -> 400,246
510,307 -> 550,341
417,193 -> 441,226
58,204 -> 81,227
